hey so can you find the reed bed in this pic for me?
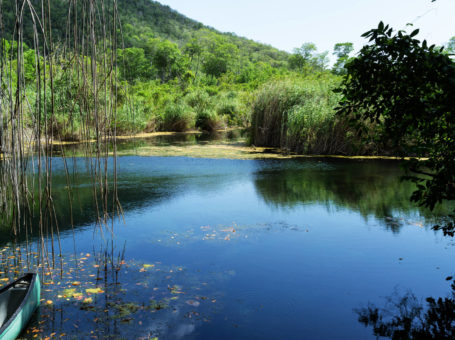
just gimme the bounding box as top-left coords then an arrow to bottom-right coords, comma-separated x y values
250,78 -> 372,155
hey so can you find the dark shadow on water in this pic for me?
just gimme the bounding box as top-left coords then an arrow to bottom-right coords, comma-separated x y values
253,158 -> 453,232
356,279 -> 455,339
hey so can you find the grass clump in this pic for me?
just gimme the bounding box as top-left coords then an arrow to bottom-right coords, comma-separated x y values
195,109 -> 226,132
250,77 -> 364,155
161,102 -> 195,132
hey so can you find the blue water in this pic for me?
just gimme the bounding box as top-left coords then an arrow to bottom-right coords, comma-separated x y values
11,154 -> 455,339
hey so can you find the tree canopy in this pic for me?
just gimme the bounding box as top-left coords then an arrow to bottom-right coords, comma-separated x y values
332,42 -> 354,75
336,22 -> 455,234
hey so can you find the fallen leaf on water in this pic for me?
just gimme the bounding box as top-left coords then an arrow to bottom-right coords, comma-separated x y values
71,281 -> 81,286
62,288 -> 82,299
186,300 -> 200,307
86,287 -> 104,294
46,300 -> 53,305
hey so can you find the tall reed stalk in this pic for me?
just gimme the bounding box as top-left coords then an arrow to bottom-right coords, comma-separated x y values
0,0 -> 122,270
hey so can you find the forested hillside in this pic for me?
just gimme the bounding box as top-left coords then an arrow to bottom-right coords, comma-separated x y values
1,0 -> 359,155
1,0 -> 289,66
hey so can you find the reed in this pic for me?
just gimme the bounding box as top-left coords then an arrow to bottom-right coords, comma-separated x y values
0,0 -> 122,268
250,78 -> 365,155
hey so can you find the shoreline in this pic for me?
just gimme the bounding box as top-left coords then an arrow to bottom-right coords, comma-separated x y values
2,129 -> 428,161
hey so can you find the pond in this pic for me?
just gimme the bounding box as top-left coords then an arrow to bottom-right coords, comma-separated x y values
2,133 -> 454,339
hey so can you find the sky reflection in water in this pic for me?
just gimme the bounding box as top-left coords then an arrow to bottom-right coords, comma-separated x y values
5,149 -> 455,339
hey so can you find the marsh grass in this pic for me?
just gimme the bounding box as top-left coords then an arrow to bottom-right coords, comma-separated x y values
251,78 -> 362,155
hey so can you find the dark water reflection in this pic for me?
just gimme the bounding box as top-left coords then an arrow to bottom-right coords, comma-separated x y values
254,159 -> 451,232
3,136 -> 455,339
24,156 -> 450,239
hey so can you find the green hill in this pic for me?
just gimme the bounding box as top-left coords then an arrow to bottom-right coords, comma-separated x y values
118,0 -> 289,66
1,0 -> 289,67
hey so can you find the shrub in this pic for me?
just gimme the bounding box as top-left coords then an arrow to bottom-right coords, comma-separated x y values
216,97 -> 240,126
195,109 -> 225,132
161,103 -> 195,132
185,90 -> 213,112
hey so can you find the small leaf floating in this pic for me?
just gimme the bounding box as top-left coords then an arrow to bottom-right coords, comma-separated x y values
186,300 -> 200,307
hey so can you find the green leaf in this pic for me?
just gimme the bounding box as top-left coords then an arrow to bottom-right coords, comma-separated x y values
410,29 -> 419,37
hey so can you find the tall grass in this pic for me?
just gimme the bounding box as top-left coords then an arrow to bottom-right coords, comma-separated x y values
251,78 -> 363,155
161,102 -> 195,132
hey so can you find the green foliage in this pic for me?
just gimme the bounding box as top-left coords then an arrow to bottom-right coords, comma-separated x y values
332,42 -> 354,75
216,94 -> 241,125
185,90 -> 212,112
289,43 -> 329,74
447,36 -> 455,54
251,77 -> 364,154
152,40 -> 188,82
161,102 -> 195,132
118,48 -> 153,82
23,49 -> 38,83
195,109 -> 225,132
336,22 -> 455,233
1,0 -> 362,140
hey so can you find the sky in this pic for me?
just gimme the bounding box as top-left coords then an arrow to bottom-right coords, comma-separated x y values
155,0 -> 455,59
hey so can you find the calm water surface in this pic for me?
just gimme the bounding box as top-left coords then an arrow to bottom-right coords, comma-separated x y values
5,136 -> 455,339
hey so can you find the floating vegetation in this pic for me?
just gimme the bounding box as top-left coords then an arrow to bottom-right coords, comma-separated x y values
114,139 -> 414,160
55,131 -> 416,161
0,244 -> 221,339
148,222 -> 306,249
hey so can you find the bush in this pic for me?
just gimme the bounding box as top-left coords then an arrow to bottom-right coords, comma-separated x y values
185,90 -> 213,112
195,109 -> 225,132
161,103 -> 195,132
216,97 -> 240,126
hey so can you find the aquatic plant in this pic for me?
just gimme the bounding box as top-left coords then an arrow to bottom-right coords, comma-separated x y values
250,77 -> 378,155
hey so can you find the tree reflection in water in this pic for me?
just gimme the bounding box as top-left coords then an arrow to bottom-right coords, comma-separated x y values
356,279 -> 455,339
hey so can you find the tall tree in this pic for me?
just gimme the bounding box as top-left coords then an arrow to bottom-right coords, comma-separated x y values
152,40 -> 188,82
289,43 -> 328,73
118,48 -> 153,82
447,36 -> 455,54
332,42 -> 354,75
